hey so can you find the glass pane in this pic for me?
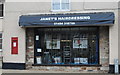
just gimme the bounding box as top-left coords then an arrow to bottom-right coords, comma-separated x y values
0,34 -> 2,38
61,3 -> 69,10
35,27 -> 99,65
0,4 -> 3,17
53,4 -> 60,10
0,44 -> 2,49
62,0 -> 69,3
0,39 -> 2,43
52,0 -> 60,10
53,0 -> 60,4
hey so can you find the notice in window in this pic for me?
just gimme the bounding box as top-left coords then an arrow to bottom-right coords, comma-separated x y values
37,48 -> 42,52
73,38 -> 88,48
80,58 -> 88,64
36,57 -> 42,64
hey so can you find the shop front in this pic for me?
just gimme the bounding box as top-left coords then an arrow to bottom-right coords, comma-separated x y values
19,12 -> 114,72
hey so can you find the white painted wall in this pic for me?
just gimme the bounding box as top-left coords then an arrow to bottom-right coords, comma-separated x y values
109,10 -> 119,64
5,0 -> 120,2
3,12 -> 26,63
84,2 -> 118,9
118,8 -> 120,65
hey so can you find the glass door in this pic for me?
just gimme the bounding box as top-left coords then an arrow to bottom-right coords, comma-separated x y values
60,29 -> 72,64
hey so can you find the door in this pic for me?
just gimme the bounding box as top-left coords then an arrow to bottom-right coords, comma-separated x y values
61,33 -> 72,64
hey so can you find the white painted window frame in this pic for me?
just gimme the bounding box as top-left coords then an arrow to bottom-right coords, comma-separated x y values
51,0 -> 70,12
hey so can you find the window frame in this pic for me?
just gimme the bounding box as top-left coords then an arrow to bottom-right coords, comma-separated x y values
51,0 -> 70,12
0,33 -> 2,52
0,3 -> 3,18
34,27 -> 100,65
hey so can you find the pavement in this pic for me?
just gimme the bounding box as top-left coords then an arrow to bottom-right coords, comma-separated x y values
0,69 -> 120,75
1,69 -> 105,73
1,69 -> 119,73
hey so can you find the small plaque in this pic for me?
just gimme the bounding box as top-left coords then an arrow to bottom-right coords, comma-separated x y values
36,57 -> 41,64
13,42 -> 17,47
37,48 -> 42,52
36,35 -> 39,40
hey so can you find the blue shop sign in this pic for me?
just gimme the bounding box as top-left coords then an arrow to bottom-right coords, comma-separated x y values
19,12 -> 114,27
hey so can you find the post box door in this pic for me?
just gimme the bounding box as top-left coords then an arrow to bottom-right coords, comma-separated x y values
11,37 -> 18,54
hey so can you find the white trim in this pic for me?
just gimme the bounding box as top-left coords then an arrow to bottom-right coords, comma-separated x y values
0,49 -> 2,52
51,0 -> 70,12
60,0 -> 62,10
0,17 -> 3,19
51,9 -> 70,12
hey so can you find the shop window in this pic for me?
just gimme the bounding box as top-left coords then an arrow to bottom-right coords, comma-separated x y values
0,4 -> 3,17
35,27 -> 99,65
52,0 -> 70,11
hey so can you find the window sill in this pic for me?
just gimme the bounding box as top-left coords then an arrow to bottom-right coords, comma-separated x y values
32,64 -> 102,67
0,17 -> 3,19
0,49 -> 2,52
51,10 -> 70,12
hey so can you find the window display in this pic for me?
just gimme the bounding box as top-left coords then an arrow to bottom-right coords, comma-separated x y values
79,58 -> 88,64
54,57 -> 61,64
74,58 -> 80,64
73,38 -> 88,48
46,39 -> 60,49
35,27 -> 99,65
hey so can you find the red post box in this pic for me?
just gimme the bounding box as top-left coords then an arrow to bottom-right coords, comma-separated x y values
11,37 -> 18,54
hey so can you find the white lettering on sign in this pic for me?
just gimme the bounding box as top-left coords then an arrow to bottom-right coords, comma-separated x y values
40,16 -> 90,21
40,17 -> 57,21
64,22 -> 75,25
54,22 -> 75,25
54,22 -> 64,25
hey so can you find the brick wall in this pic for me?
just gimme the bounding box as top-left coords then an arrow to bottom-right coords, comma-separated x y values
26,28 -> 34,69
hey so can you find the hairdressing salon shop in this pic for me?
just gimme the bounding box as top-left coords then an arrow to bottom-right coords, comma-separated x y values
15,12 -> 115,72
2,0 -> 120,74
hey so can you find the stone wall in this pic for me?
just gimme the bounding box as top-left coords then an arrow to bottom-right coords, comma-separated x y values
26,28 -> 34,69
99,27 -> 109,71
26,27 -> 109,73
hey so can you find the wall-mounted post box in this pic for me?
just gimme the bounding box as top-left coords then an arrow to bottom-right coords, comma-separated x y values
11,37 -> 18,54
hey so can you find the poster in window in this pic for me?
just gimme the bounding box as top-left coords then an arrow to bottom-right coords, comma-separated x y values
73,38 -> 88,48
46,39 -> 60,49
36,57 -> 42,64
80,58 -> 88,64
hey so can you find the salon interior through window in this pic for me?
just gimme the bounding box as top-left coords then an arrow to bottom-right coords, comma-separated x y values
35,27 -> 99,65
